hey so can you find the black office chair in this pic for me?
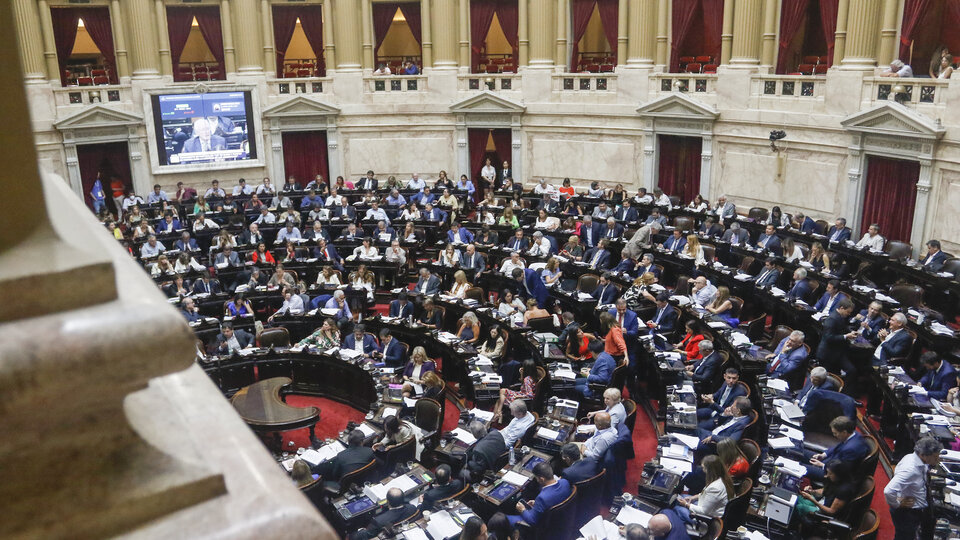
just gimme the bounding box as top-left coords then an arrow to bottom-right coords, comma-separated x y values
622,398 -> 637,432
737,439 -> 762,482
324,457 -> 378,496
855,510 -> 880,540
574,470 -> 606,528
414,398 -> 443,448
721,477 -> 753,535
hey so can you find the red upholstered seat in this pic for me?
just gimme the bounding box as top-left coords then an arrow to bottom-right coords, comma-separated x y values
685,62 -> 702,73
797,63 -> 815,75
703,64 -> 718,73
695,55 -> 712,63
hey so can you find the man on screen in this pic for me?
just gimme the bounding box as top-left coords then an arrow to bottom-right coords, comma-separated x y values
182,118 -> 226,154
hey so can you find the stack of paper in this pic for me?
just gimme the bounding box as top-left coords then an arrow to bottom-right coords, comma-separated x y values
553,369 -> 577,380
659,457 -> 692,474
663,443 -> 693,462
537,427 -> 561,440
774,456 -> 807,477
779,425 -> 804,441
672,433 -> 700,449
579,515 -> 624,540
768,437 -> 795,449
502,471 -> 529,486
363,483 -> 389,502
471,408 -> 495,422
385,474 -> 419,493
356,423 -> 378,437
614,505 -> 652,527
451,427 -> 477,444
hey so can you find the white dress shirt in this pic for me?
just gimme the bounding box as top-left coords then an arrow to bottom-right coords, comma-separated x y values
502,413 -> 535,447
276,295 -> 305,316
500,259 -> 525,275
584,426 -> 618,460
856,233 -> 885,251
365,208 -> 390,223
884,451 -> 929,509
528,238 -> 552,257
353,245 -> 379,258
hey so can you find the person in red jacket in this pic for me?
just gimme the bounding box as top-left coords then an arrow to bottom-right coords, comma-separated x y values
675,320 -> 705,360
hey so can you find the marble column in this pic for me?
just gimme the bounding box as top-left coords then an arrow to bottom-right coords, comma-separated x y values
720,0 -> 734,64
322,0 -> 338,71
729,0 -> 763,67
760,0 -> 778,69
528,0 -> 554,67
878,0 -> 900,65
107,0 -> 130,79
12,0 -> 46,83
840,0 -> 881,69
628,0 -> 655,66
37,0 -> 60,83
617,0 -> 628,65
833,0 -> 849,65
458,0 -> 469,68
220,0 -> 237,74
422,0 -> 434,69
362,0 -> 374,70
555,0 -> 567,68
154,0 -> 171,78
518,0 -> 529,66
334,0 -> 361,70
261,0 -> 276,75
432,0 -> 458,69
699,134 -> 713,200
655,0 -> 668,67
910,158 -> 934,255
233,0 -> 263,73
125,0 -> 161,78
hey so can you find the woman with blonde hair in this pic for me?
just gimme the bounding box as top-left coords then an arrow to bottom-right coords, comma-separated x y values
522,297 -> 549,324
807,241 -> 831,272
438,243 -> 461,267
403,346 -> 437,383
457,311 -> 481,344
621,271 -> 658,310
498,206 -> 519,228
706,285 -> 738,325
316,265 -> 341,286
683,233 -> 706,265
449,270 -> 471,298
541,257 -> 562,286
560,235 -> 584,261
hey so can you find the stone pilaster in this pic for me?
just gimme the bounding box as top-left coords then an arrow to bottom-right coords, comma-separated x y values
233,0 -> 263,73
362,0 -> 373,70
833,0 -> 849,65
555,0 -> 567,67
729,0 -> 763,67
432,0 -> 458,69
322,0 -> 338,71
125,0 -> 161,78
108,0 -> 130,79
333,0 -> 361,71
878,0 -> 900,65
12,0 -> 46,83
760,0 -> 778,69
37,0 -> 60,84
627,0 -> 655,66
528,0 -> 554,67
617,0 -> 628,64
518,0 -> 529,66
154,0 -> 171,78
720,0 -> 734,64
220,0 -> 237,74
458,0 -> 469,68
840,0 -> 881,69
421,0 -> 433,68
655,0 -> 668,67
261,0 -> 275,75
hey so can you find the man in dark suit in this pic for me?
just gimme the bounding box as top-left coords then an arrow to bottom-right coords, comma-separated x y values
804,416 -> 869,480
506,229 -> 529,252
919,351 -> 957,400
600,217 -> 624,240
461,422 -> 507,482
579,215 -> 602,249
757,224 -> 783,256
662,230 -> 687,252
687,340 -> 721,387
175,232 -> 199,252
192,271 -> 222,295
377,329 -> 406,369
813,280 -> 848,315
635,253 -> 660,278
614,200 -> 639,223
357,170 -> 378,192
181,298 -> 202,323
765,330 -> 808,379
872,312 -> 913,366
182,118 -> 225,153
642,208 -> 667,228
721,222 -> 750,245
414,268 -> 441,295
795,366 -> 838,409
507,462 -> 573,527
316,429 -> 376,482
216,322 -> 254,353
698,217 -> 723,237
389,292 -> 414,319
785,268 -> 813,302
696,367 -> 747,426
610,298 -> 640,340
816,298 -> 857,385
560,443 -> 600,485
826,218 -> 851,244
583,239 -> 612,270
753,258 -> 781,288
854,301 -> 887,343
697,396 -> 752,448
421,465 -> 465,509
921,239 -> 948,272
460,244 -> 486,273
591,273 -> 619,304
646,292 -> 678,336
350,488 -> 415,540
314,238 -> 344,271
334,199 -> 357,221
342,324 -> 381,356
794,212 -> 818,234
214,245 -> 242,267
537,194 -> 559,213
240,224 -> 264,246
447,222 -> 475,244
422,203 -> 446,223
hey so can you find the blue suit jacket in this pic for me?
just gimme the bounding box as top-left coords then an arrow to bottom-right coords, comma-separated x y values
795,378 -> 839,404
562,458 -> 601,485
692,351 -> 722,384
587,352 -> 617,384
608,308 -> 640,338
757,233 -> 782,256
505,237 -> 529,252
175,238 -> 199,252
802,389 -> 858,418
614,207 -> 639,223
875,329 -> 913,364
592,283 -> 618,304
612,258 -> 637,275
857,311 -> 887,342
389,300 -> 414,319
785,279 -> 813,302
519,479 -> 572,526
333,205 -> 357,220
447,228 -> 475,244
920,361 -> 958,400
342,333 -> 380,355
583,247 -> 611,270
799,217 -> 818,234
649,304 -> 678,334
423,208 -> 447,222
381,338 -> 406,368
579,222 -> 602,249
827,226 -> 851,244
814,292 -> 849,314
411,192 -> 436,206
663,235 -> 687,252
922,250 -> 948,272
415,275 -> 441,295
768,336 -> 809,378
600,224 -> 624,240
157,219 -> 181,234
754,268 -> 781,288
313,245 -> 342,265
712,414 -> 750,442
709,382 -> 748,414
635,264 -> 661,278
824,432 -> 870,464
523,268 -> 549,307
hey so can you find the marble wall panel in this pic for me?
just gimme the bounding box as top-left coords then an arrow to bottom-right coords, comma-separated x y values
527,136 -> 640,186
343,134 -> 455,180
931,168 -> 960,252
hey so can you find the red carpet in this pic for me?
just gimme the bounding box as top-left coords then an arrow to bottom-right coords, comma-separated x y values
280,395 -> 367,449
626,401 -> 660,495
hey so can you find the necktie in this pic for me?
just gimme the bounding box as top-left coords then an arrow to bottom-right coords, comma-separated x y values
608,229 -> 615,238
654,309 -> 663,324
592,251 -> 601,268
201,141 -> 209,152
618,313 -> 624,326
762,236 -> 770,247
770,353 -> 782,372
758,270 -> 769,284
831,230 -> 840,242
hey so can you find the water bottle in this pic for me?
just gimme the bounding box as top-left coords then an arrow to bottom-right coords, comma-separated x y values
508,446 -> 516,466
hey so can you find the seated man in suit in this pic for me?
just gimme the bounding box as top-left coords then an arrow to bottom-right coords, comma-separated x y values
192,271 -> 222,295
460,421 -> 507,483
583,238 -> 612,270
333,198 -> 357,221
560,443 -> 600,485
696,367 -> 746,426
661,229 -> 687,252
600,217 -> 624,241
314,238 -> 344,271
447,221 -> 474,245
414,267 -> 441,295
612,253 -> 638,276
420,465 -> 464,510
506,229 -> 530,252
757,224 -> 783,256
376,329 -> 406,369
813,280 -> 848,315
214,245 -> 242,268
873,312 -> 912,366
461,244 -> 486,273
697,396 -> 752,449
635,253 -> 661,278
795,366 -> 837,409
316,429 -> 375,484
574,340 -> 616,398
686,340 -> 722,388
765,330 -> 808,379
919,351 -> 957,400
580,412 -> 618,460
698,217 -> 723,237
826,218 -> 851,244
854,301 -> 887,343
591,272 -> 619,304
642,208 -> 667,228
389,292 -> 414,319
216,322 -> 254,354
645,292 -> 679,337
342,324 -> 380,357
579,215 -> 602,250
752,257 -> 781,288
614,199 -> 639,223
349,487 -> 415,540
506,462 -> 573,527
422,203 -> 447,223
785,268 -> 813,302
180,298 -> 202,323
647,510 -> 691,540
921,239 -> 949,272
721,221 -> 750,246
804,416 -> 869,481
175,232 -> 199,252
793,212 -> 818,234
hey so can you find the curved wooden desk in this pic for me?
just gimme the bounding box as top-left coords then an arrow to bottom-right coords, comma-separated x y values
231,377 -> 320,445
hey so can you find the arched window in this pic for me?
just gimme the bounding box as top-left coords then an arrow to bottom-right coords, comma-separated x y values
470,0 -> 519,74
570,0 -> 618,72
50,7 -> 118,86
373,3 -> 422,74
274,6 -> 325,78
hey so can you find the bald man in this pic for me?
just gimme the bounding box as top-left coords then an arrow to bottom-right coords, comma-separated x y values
648,509 -> 690,540
581,412 -> 617,460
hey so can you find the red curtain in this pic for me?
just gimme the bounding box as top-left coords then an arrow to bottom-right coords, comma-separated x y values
490,129 -> 512,168
80,8 -> 118,84
194,7 -> 225,77
299,7 -> 326,75
899,0 -> 932,62
373,3 -> 398,64
77,142 -> 131,211
657,135 -> 702,205
775,0 -> 811,74
468,129 -> 490,203
282,132 -> 329,187
399,3 -> 423,45
496,1 -> 520,67
167,7 -> 195,81
597,0 -> 619,64
51,8 -> 118,85
51,8 -> 80,86
669,0 -> 699,72
861,157 -> 919,244
819,0 -> 840,66
701,0 -> 724,63
471,0 -> 499,72
272,7 -> 300,77
570,0 -> 598,71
